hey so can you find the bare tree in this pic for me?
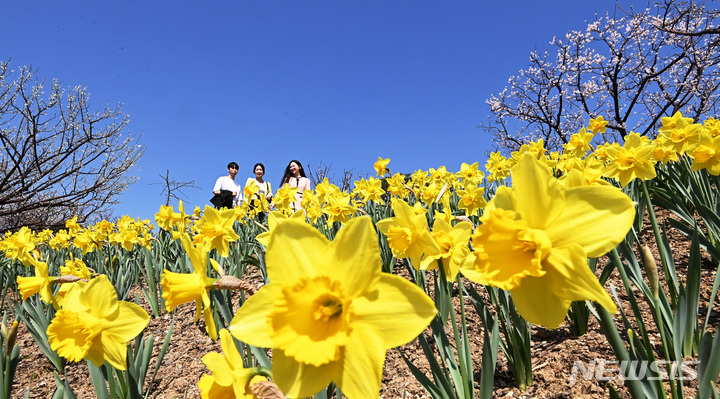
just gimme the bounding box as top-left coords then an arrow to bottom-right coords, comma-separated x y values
151,169 -> 201,206
306,161 -> 359,192
0,62 -> 145,232
482,1 -> 720,152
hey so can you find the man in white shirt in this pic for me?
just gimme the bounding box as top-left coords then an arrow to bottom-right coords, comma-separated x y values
211,162 -> 241,209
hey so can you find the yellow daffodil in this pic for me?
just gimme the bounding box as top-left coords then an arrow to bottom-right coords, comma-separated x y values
198,328 -> 268,399
73,229 -> 100,255
161,234 -> 219,339
62,258 -> 92,280
322,192 -> 356,225
47,275 -> 149,370
17,257 -> 55,303
485,152 -> 511,182
65,216 -> 81,235
420,213 -> 473,281
37,229 -> 54,243
652,135 -> 680,164
48,229 -> 71,250
374,157 -> 391,177
313,178 -> 335,204
273,184 -> 299,214
602,132 -> 657,187
230,216 -> 436,398
563,127 -> 594,156
658,111 -> 702,155
455,184 -> 487,217
461,153 -> 634,328
511,139 -> 547,165
95,219 -> 115,238
704,117 -> 720,137
110,228 -> 140,252
587,115 -> 609,133
195,205 -> 239,258
689,132 -> 720,175
255,210 -> 306,247
357,177 -> 385,204
156,205 -> 179,232
3,227 -> 36,265
455,162 -> 485,187
386,173 -> 410,198
376,199 -> 440,269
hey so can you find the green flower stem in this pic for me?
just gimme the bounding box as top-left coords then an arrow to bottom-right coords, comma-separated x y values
596,306 -> 652,399
640,179 -> 678,308
652,295 -> 680,399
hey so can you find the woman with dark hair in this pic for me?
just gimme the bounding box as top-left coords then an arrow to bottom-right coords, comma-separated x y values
245,163 -> 273,201
244,163 -> 273,221
279,160 -> 311,211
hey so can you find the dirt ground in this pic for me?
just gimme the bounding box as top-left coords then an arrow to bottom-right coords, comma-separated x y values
6,210 -> 720,398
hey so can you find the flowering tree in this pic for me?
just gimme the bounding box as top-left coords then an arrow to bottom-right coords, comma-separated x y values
482,1 -> 720,152
0,62 -> 144,232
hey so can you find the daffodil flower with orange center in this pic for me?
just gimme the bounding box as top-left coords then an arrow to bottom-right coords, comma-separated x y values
461,153 -> 635,329
230,216 -> 436,398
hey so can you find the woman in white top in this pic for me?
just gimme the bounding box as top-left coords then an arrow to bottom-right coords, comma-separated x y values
244,163 -> 273,201
279,160 -> 311,211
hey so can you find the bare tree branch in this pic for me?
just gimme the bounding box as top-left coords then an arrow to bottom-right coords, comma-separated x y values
481,1 -> 720,152
0,62 -> 145,232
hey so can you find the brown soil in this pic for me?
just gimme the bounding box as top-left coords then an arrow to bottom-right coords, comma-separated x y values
6,209 -> 720,398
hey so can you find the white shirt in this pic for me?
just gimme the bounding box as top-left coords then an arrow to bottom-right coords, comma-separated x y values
213,176 -> 241,207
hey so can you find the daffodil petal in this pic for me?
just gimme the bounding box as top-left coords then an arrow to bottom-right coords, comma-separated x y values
510,276 -> 572,329
354,274 -> 437,349
229,286 -> 276,348
547,186 -> 634,257
545,245 -> 617,314
328,217 -> 380,296
89,332 -> 128,370
202,352 -> 233,386
273,350 -> 334,398
331,323 -> 385,399
81,275 -> 118,319
204,304 -> 218,341
104,302 -> 150,342
267,220 -> 328,284
512,153 -> 563,229
219,328 -> 244,368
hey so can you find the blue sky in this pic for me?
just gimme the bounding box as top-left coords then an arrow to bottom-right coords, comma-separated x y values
2,1 -> 648,222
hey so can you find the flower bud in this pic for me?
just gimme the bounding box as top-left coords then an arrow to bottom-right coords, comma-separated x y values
213,276 -> 257,294
642,244 -> 659,299
6,321 -> 19,358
